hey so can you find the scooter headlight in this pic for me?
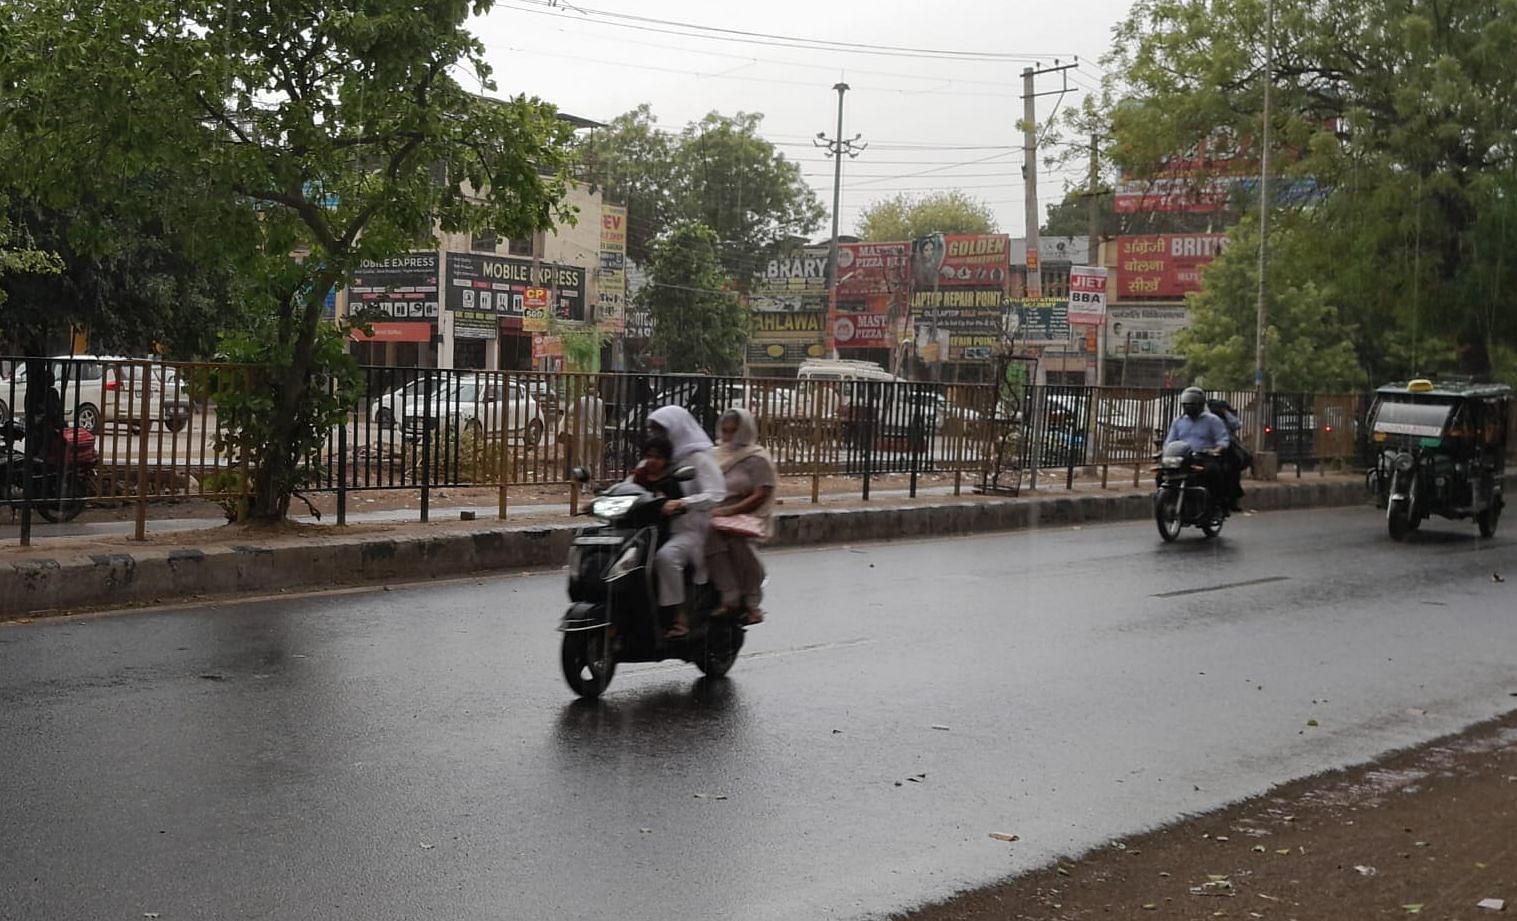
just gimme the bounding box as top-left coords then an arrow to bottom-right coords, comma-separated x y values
604,544 -> 642,583
1161,455 -> 1185,469
1394,451 -> 1415,473
590,496 -> 637,522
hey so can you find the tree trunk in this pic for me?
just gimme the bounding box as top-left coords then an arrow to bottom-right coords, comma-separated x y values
244,274 -> 340,522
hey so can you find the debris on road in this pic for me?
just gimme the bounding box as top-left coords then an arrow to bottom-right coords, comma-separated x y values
1354,865 -> 1377,877
418,842 -> 434,850
1478,898 -> 1506,911
692,793 -> 728,800
988,833 -> 1019,843
931,724 -> 951,731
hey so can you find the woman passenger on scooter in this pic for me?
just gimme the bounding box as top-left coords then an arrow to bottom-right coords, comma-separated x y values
646,406 -> 726,639
708,408 -> 776,624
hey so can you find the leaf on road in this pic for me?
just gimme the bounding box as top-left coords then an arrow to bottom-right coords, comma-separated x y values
1252,845 -> 1267,853
931,724 -> 951,731
692,793 -> 728,800
1142,904 -> 1158,911
1354,865 -> 1377,877
989,832 -> 1020,843
1307,719 -> 1320,727
1275,848 -> 1292,855
418,842 -> 434,850
144,915 -> 160,919
639,828 -> 652,834
1403,905 -> 1424,914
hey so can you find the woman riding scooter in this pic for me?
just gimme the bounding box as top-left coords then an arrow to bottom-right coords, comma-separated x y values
645,406 -> 726,639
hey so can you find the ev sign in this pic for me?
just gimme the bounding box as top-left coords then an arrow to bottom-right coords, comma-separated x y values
1067,265 -> 1109,325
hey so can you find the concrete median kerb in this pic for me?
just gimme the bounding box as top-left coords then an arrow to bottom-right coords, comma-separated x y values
0,475 -> 1384,620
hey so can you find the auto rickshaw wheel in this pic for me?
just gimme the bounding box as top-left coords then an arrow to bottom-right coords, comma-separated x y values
1478,498 -> 1502,538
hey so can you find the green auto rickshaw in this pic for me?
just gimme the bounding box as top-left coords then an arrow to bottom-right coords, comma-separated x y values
1368,378 -> 1511,540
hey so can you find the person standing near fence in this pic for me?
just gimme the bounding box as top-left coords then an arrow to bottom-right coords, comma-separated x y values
708,408 -> 777,624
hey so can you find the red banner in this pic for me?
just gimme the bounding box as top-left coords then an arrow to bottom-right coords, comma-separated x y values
837,242 -> 910,295
1116,235 -> 1229,298
349,322 -> 433,343
833,312 -> 895,349
912,233 -> 1010,289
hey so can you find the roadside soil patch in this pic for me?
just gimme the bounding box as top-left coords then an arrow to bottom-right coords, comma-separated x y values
900,709 -> 1517,921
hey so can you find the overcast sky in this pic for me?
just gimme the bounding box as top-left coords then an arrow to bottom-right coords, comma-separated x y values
470,0 -> 1135,240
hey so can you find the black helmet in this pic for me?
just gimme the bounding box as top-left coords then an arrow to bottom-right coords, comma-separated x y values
1180,386 -> 1206,418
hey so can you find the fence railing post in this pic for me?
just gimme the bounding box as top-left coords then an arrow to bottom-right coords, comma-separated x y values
133,363 -> 152,541
810,382 -> 823,505
336,412 -> 348,527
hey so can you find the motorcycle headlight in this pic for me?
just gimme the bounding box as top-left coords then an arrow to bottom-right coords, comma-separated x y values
590,496 -> 637,521
604,544 -> 642,582
1161,455 -> 1185,469
1394,452 -> 1415,473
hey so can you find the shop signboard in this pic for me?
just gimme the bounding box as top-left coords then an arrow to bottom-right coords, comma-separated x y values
349,252 -> 440,320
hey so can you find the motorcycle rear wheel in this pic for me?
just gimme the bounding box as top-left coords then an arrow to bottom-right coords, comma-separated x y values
35,474 -> 87,523
561,629 -> 616,699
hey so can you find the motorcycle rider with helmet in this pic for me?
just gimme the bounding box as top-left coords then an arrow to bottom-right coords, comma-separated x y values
1165,387 -> 1232,512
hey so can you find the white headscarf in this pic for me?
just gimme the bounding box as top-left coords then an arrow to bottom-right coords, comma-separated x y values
648,405 -> 714,463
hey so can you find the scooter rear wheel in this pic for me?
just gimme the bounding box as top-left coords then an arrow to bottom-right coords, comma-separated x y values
696,618 -> 743,678
562,629 -> 616,698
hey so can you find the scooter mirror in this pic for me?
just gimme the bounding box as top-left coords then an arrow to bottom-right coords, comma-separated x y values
673,465 -> 697,482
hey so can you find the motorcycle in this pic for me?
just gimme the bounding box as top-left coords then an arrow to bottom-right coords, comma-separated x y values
1152,440 -> 1228,542
2,418 -> 99,523
559,467 -> 746,699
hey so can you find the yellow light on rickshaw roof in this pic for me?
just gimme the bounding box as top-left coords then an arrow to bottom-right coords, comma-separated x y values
1407,379 -> 1435,393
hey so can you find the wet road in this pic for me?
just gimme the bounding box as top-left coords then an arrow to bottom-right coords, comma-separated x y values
2,507 -> 1515,921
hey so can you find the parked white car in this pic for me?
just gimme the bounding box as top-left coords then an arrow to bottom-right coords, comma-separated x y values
368,373 -> 546,447
0,355 -> 190,434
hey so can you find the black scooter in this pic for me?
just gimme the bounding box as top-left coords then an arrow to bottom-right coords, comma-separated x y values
559,467 -> 746,699
1152,440 -> 1228,542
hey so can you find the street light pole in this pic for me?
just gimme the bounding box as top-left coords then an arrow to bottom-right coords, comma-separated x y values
817,82 -> 865,360
1254,0 -> 1274,450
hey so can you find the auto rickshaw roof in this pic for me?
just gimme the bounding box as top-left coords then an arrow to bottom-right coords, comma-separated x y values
1375,380 -> 1513,399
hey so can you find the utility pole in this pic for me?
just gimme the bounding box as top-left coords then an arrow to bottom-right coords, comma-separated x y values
1087,132 -> 1105,388
1021,61 -> 1077,303
1254,0 -> 1275,451
1021,60 -> 1076,492
817,82 -> 865,360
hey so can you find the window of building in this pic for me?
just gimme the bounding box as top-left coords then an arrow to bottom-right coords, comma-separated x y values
470,233 -> 497,252
508,237 -> 533,257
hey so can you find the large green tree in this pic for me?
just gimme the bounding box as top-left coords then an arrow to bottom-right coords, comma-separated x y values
856,191 -> 998,242
583,108 -> 823,281
1,194 -> 245,358
642,222 -> 748,375
2,0 -> 578,519
1107,0 -> 1517,384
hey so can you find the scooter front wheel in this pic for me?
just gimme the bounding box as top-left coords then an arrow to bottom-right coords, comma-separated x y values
562,629 -> 616,698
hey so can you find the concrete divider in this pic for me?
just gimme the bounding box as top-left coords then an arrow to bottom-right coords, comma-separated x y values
0,476 -> 1393,619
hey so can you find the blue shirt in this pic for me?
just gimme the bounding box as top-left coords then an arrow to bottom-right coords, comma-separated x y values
1166,410 -> 1231,452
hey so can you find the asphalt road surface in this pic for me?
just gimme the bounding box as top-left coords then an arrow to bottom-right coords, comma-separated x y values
2,507 -> 1514,921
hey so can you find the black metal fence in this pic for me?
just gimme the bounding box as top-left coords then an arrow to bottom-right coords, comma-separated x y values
3,355 -> 1443,541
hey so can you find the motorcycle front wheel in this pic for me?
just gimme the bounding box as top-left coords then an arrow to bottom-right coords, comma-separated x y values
561,629 -> 616,699
1155,487 -> 1183,542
